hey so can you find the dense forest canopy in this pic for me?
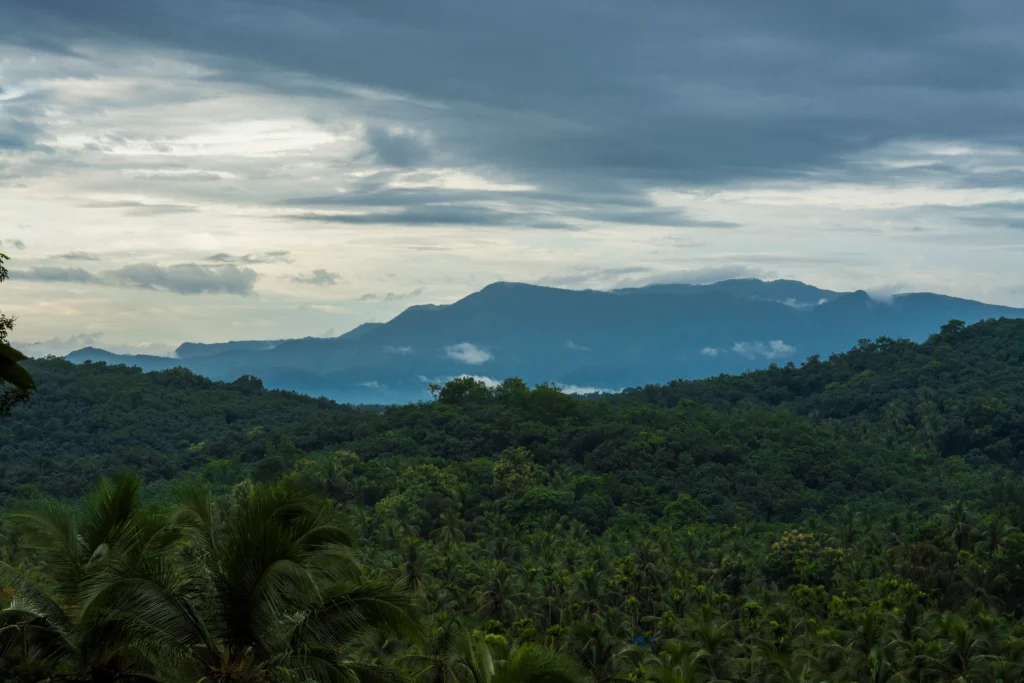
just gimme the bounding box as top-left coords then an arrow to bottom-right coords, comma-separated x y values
1,317 -> 1024,681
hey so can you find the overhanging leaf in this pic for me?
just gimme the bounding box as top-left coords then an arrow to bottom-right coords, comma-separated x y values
0,344 -> 35,390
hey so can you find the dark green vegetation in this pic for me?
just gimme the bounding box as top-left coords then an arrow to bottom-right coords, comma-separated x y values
2,318 -> 1024,681
0,253 -> 35,415
66,278 -> 1024,403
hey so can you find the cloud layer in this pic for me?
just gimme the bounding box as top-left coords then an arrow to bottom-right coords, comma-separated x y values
3,1 -> 1024,348
17,262 -> 258,295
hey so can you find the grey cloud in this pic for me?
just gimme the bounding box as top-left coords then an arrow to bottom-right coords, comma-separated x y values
17,266 -> 95,283
280,175 -> 730,229
0,112 -> 42,150
364,126 -> 430,167
904,202 -> 1024,232
127,170 -> 229,182
205,250 -> 293,264
7,0 -> 1024,313
104,263 -> 257,295
56,251 -> 100,261
959,216 -> 1024,231
2,239 -> 26,250
279,184 -> 541,209
291,201 -> 732,231
17,0 -> 1024,195
571,206 -> 739,229
291,269 -> 341,286
82,200 -> 198,216
384,288 -> 423,302
359,288 -> 424,302
18,262 -> 257,294
289,206 -> 577,230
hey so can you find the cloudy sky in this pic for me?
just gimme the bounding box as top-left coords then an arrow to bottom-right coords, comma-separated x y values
3,0 -> 1024,354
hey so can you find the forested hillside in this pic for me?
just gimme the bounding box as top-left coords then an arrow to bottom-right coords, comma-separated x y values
0,359 -> 345,497
2,319 -> 1024,681
620,318 -> 1024,464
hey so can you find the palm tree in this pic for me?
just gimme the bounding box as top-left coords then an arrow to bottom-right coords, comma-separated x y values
945,500 -> 972,552
488,643 -> 591,683
403,619 -> 590,683
433,510 -> 466,548
157,479 -> 423,682
453,628 -> 591,683
477,562 -> 523,625
933,614 -> 996,682
0,473 -> 181,681
639,639 -> 709,683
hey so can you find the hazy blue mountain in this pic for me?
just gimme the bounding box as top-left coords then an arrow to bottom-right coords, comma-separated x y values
66,347 -> 182,371
614,278 -> 840,308
173,323 -> 384,360
64,279 -> 1024,403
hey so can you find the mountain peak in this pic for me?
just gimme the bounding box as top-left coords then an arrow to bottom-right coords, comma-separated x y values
62,278 -> 1023,404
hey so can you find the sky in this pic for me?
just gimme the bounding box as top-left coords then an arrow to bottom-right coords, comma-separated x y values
3,0 -> 1024,356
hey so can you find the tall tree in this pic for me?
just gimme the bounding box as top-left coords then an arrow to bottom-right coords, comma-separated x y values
163,480 -> 422,682
0,474 -> 182,681
0,253 -> 34,415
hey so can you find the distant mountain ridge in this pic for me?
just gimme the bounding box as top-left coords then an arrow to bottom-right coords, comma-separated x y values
64,278 -> 1024,403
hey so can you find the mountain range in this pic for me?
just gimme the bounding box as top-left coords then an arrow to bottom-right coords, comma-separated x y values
64,278 -> 1024,404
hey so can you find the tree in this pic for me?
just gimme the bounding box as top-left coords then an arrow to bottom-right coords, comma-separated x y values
0,253 -> 34,415
161,480 -> 423,682
0,473 -> 183,681
433,626 -> 591,683
0,477 -> 422,683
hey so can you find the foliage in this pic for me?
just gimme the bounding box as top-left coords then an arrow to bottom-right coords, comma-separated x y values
3,319 -> 1024,680
0,253 -> 34,415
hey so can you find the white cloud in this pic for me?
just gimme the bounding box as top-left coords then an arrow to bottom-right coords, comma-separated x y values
460,374 -> 500,387
360,380 -> 381,388
565,340 -> 589,351
418,374 -> 500,388
445,342 -> 492,365
866,287 -> 901,304
731,340 -> 795,360
781,297 -> 814,310
385,345 -> 413,354
556,384 -> 621,395
700,347 -> 720,357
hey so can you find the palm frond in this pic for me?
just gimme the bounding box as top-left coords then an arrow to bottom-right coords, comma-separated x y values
172,480 -> 218,554
0,561 -> 72,633
491,645 -> 592,683
81,473 -> 144,553
291,579 -> 422,651
275,651 -> 361,683
11,501 -> 82,598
